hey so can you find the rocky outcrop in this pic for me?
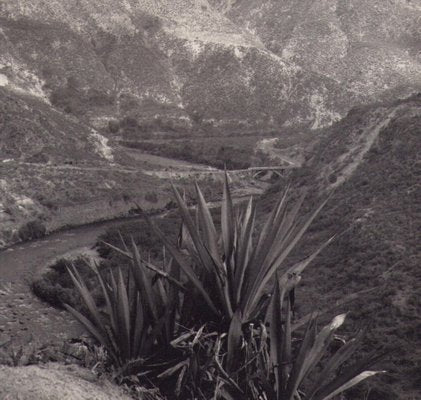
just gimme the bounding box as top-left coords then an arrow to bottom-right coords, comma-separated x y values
0,363 -> 133,400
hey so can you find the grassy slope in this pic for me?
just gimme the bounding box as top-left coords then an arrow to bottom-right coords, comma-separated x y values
0,88 -> 103,163
259,94 -> 420,399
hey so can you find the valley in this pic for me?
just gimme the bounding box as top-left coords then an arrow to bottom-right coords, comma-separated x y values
0,96 -> 419,399
0,1 -> 420,399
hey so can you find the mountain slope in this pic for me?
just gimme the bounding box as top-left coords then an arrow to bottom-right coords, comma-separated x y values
0,0 -> 420,132
0,88 -> 171,248
261,94 -> 421,399
214,0 -> 421,103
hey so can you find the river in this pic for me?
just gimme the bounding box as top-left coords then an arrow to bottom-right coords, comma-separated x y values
0,186 -> 263,348
0,216 -> 147,347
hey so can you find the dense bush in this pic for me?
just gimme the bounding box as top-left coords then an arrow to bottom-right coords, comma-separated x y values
51,77 -> 114,115
32,257 -> 104,309
144,191 -> 158,203
97,216 -> 180,263
18,220 -> 47,241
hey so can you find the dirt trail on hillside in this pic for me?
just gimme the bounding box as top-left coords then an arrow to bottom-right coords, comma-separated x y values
329,106 -> 399,190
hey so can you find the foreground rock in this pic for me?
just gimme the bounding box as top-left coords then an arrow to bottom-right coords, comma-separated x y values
0,363 -> 133,400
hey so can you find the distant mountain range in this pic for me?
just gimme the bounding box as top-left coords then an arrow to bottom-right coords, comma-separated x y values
0,0 -> 420,132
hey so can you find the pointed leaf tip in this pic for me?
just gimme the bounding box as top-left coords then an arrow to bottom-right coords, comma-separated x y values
330,314 -> 347,330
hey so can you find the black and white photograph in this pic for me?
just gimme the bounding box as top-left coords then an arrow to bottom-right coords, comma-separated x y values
0,1 -> 420,399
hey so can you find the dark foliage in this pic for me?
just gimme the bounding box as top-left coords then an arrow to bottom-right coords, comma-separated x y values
18,220 -> 46,241
32,257 -> 104,309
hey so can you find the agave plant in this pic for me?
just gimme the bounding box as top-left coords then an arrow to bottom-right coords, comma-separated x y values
146,175 -> 331,322
216,311 -> 385,400
258,273 -> 385,400
64,240 -> 182,374
63,174 -> 384,399
143,174 -> 333,368
205,271 -> 385,399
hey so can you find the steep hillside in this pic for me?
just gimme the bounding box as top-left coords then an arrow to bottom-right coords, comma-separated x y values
213,1 -> 421,116
0,0 -> 420,132
261,94 -> 421,399
0,88 -> 172,248
0,88 -> 110,163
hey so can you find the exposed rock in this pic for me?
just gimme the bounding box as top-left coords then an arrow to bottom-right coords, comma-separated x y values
0,363 -> 133,400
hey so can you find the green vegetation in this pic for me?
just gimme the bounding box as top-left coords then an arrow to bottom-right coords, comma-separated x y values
97,217 -> 179,263
51,77 -> 114,116
64,176 -> 382,399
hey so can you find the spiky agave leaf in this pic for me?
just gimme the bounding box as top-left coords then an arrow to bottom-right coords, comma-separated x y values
116,268 -> 131,361
311,350 -> 387,400
221,170 -> 235,263
286,314 -> 347,399
243,195 -> 331,322
65,246 -> 181,371
147,215 -> 220,317
266,273 -> 285,397
305,331 -> 365,399
234,197 -> 256,307
130,237 -> 160,322
226,310 -> 243,373
317,370 -> 386,400
64,265 -> 120,364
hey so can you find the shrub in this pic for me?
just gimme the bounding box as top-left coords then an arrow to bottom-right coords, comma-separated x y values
144,191 -> 158,204
32,257 -> 101,309
64,245 -> 182,374
32,278 -> 76,309
108,119 -> 120,134
18,220 -> 46,241
25,152 -> 49,163
50,85 -> 85,115
97,217 -> 179,262
147,175 -> 331,328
